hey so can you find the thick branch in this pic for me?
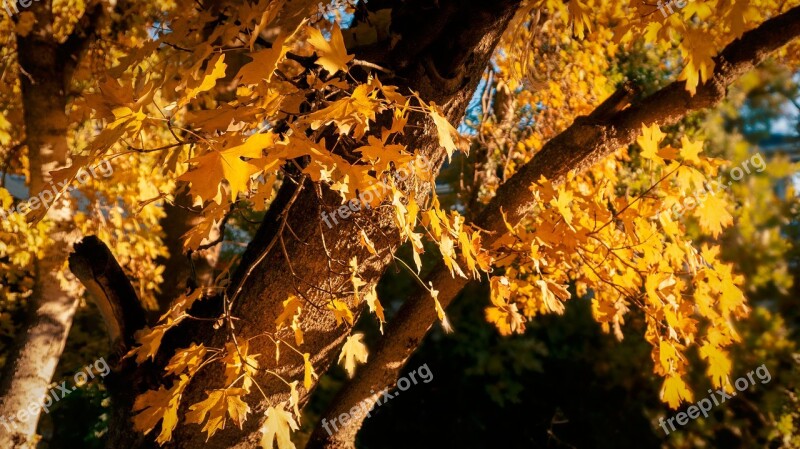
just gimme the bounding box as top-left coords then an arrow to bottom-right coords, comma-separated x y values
306,7 -> 800,448
58,0 -> 106,84
68,236 -> 147,354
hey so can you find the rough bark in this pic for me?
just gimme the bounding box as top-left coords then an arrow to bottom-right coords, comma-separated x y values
305,7 -> 800,448
0,3 -> 78,447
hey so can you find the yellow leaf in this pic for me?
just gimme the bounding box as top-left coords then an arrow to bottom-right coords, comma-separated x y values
260,404 -> 299,449
679,136 -> 704,164
132,375 -> 190,444
430,285 -> 452,333
303,353 -> 318,389
360,229 -> 377,255
661,375 -> 693,409
186,53 -> 227,101
364,285 -> 386,333
179,133 -> 271,203
678,29 -> 716,96
693,194 -> 733,238
350,257 -> 366,302
486,276 -> 526,336
186,388 -> 251,438
428,103 -> 461,161
327,299 -> 354,326
699,342 -> 731,388
659,340 -> 678,373
237,34 -> 289,84
338,333 -> 369,378
440,235 -> 466,278
637,123 -> 665,164
128,325 -> 169,364
535,279 -> 566,314
276,295 -> 302,330
222,341 -> 260,393
550,188 -> 574,227
165,343 -> 207,377
306,24 -> 354,74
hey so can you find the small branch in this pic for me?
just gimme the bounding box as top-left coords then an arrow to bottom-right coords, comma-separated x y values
351,59 -> 395,76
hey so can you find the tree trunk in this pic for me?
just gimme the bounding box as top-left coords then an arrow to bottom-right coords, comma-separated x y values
0,6 -> 79,446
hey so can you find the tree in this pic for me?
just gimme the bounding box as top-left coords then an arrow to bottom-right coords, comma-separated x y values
0,0 -> 798,448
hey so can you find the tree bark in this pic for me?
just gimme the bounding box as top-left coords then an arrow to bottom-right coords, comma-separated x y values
0,3 -> 78,446
305,6 -> 800,448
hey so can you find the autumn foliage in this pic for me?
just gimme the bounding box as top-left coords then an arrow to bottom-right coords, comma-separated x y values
1,0 -> 800,448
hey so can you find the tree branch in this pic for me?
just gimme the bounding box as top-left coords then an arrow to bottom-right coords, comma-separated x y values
58,0 -> 106,84
306,6 -> 800,448
68,236 -> 147,357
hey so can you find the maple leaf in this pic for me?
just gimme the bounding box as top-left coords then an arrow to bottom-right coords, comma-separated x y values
165,343 -> 208,377
535,279 -> 567,314
430,285 -> 453,333
693,194 -> 733,238
275,296 -> 302,331
327,299 -> 354,326
186,388 -> 251,437
727,0 -> 761,38
550,188 -> 575,227
260,404 -> 299,449
338,333 -> 369,378
679,136 -> 704,164
350,257 -> 367,302
222,341 -> 260,393
486,276 -> 526,336
132,375 -> 190,444
660,375 -> 694,409
237,34 -> 289,84
678,29 -> 717,96
128,325 -> 169,364
428,103 -> 461,161
637,123 -> 666,164
185,53 -> 227,101
179,133 -> 271,204
306,24 -> 354,74
356,135 -> 413,173
699,342 -> 732,388
360,229 -> 377,255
